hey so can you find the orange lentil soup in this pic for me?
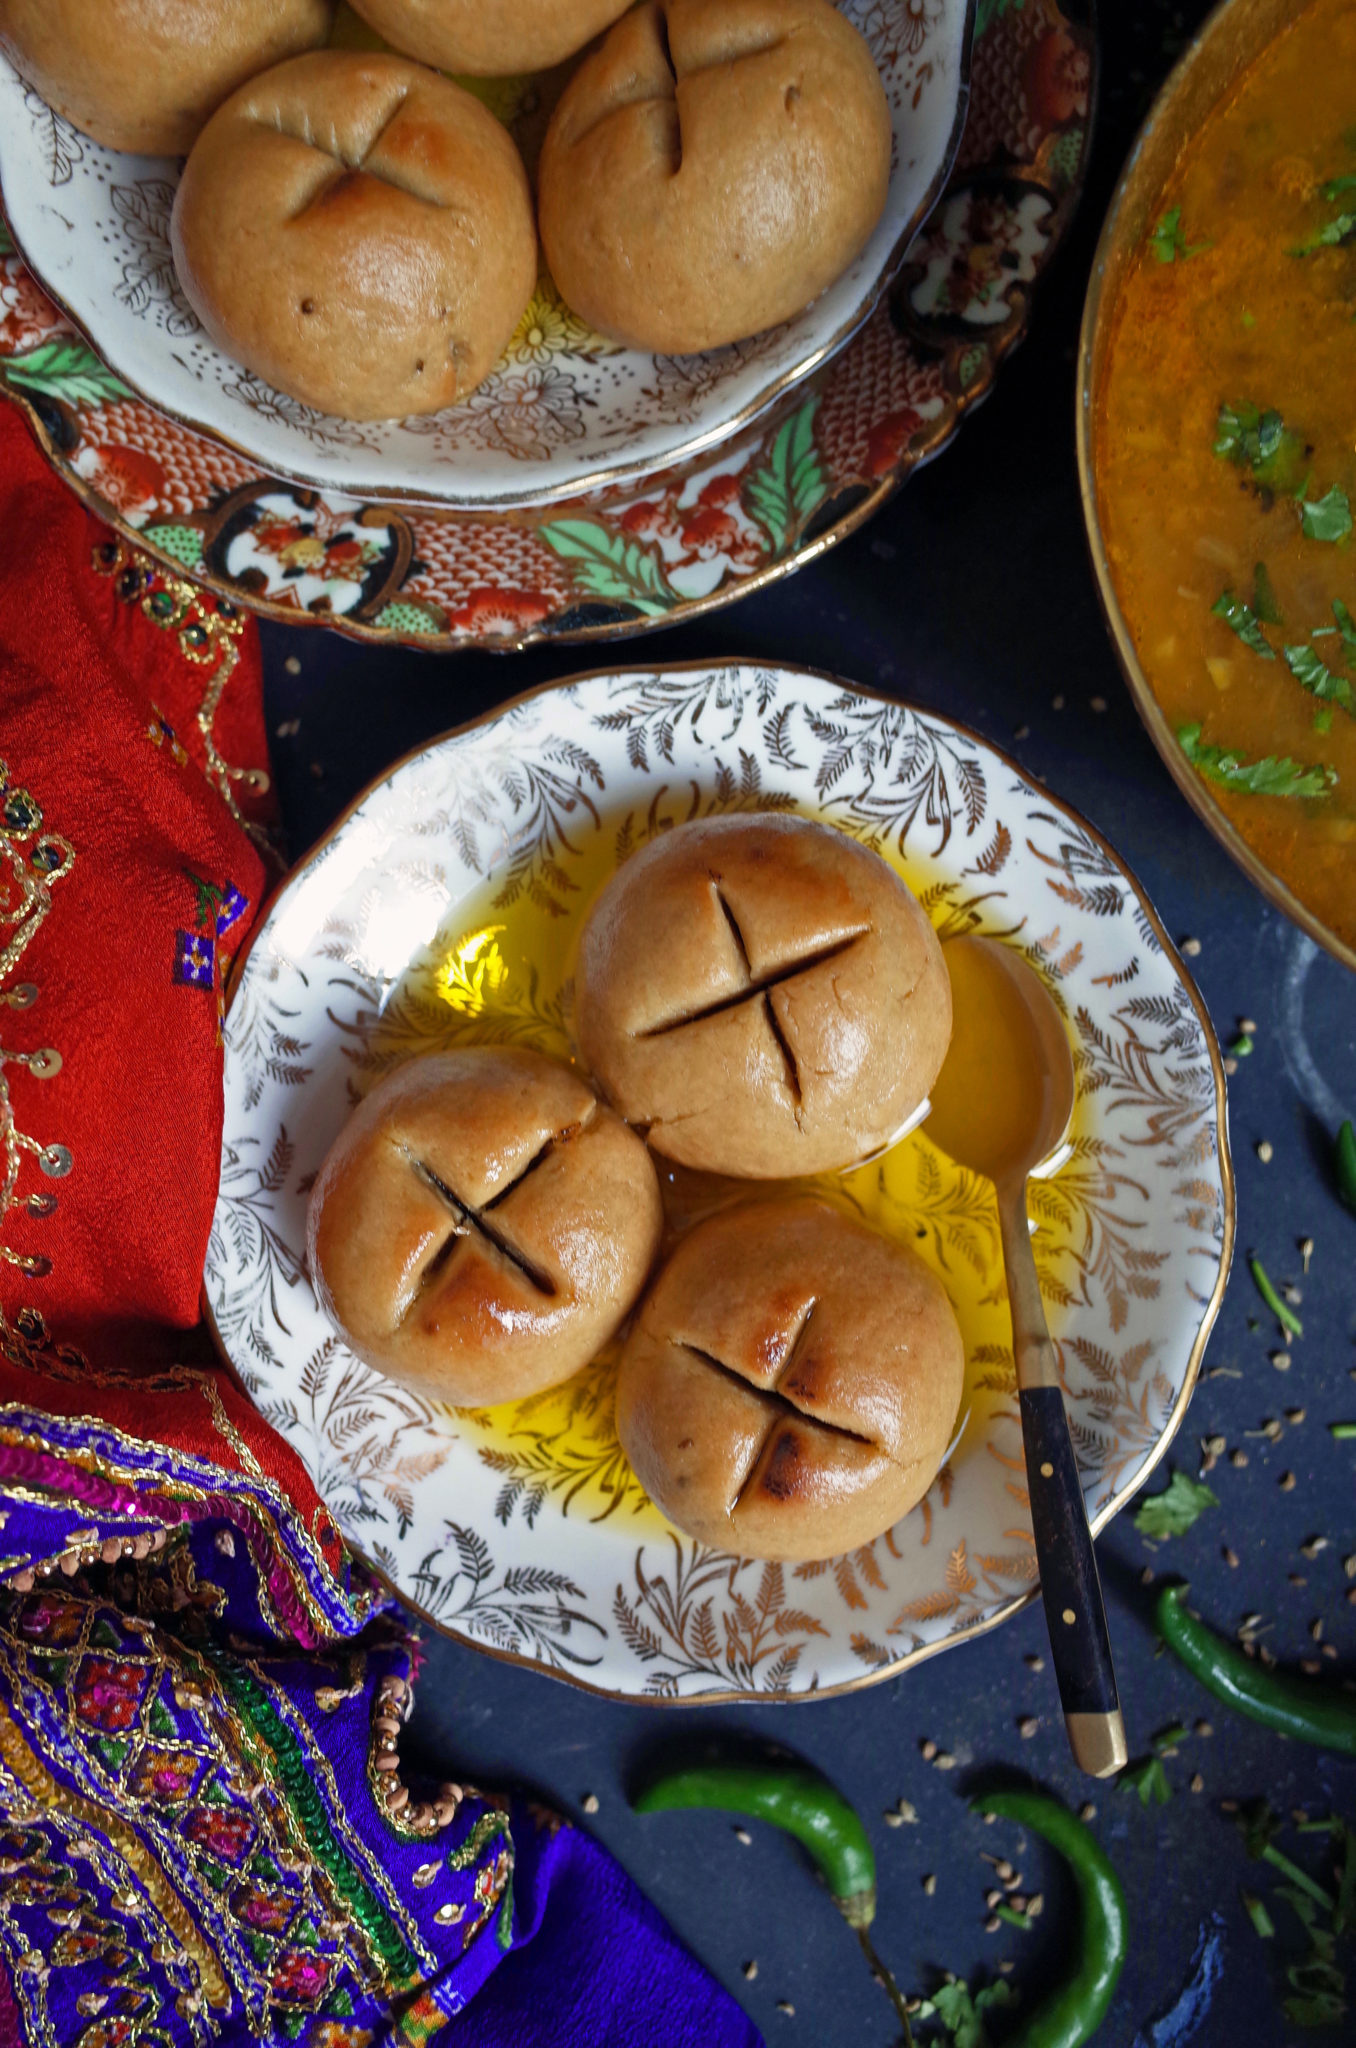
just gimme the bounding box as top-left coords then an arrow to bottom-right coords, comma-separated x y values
1097,0 -> 1356,952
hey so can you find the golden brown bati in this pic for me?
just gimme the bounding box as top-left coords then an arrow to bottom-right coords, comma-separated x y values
170,51 -> 537,420
618,1197 -> 964,1560
574,813 -> 952,1178
536,0 -> 893,354
346,0 -> 633,76
307,1047 -> 663,1406
0,0 -> 334,157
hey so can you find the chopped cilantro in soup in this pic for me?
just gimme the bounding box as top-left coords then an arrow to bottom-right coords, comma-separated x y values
1097,0 -> 1356,950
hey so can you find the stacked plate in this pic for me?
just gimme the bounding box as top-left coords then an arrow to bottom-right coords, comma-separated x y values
0,0 -> 1096,650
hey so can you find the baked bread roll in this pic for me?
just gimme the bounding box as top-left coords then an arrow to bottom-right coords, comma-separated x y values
170,51 -> 537,420
308,1047 -> 663,1405
575,813 -> 951,1178
346,0 -> 632,76
537,0 -> 893,353
0,0 -> 335,157
618,1197 -> 964,1560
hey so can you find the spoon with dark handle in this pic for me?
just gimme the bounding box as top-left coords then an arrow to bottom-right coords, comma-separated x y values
925,934 -> 1127,1780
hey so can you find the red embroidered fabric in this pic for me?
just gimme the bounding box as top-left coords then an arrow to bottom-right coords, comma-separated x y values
0,402 -> 331,1512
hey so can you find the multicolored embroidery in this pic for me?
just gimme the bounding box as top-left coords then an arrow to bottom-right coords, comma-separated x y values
146,705 -> 188,767
172,929 -> 215,992
94,539 -> 278,867
0,759 -> 73,1305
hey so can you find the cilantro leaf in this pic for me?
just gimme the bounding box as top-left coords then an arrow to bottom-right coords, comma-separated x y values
1284,643 -> 1356,715
1299,484 -> 1353,542
1121,1755 -> 1172,1807
1134,1470 -> 1219,1538
1178,722 -> 1338,798
1322,175 -> 1356,199
1151,206 -> 1211,262
1252,561 -> 1283,624
1213,589 -> 1276,658
1290,211 -> 1356,255
1213,401 -> 1308,493
1333,598 -> 1356,661
926,1976 -> 1016,2048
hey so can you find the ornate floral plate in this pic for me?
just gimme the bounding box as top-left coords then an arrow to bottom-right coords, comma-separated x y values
204,662 -> 1232,1702
0,0 -> 974,510
0,0 -> 1094,644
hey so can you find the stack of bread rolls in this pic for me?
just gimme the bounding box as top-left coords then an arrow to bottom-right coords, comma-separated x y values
0,0 -> 895,420
306,813 -> 964,1563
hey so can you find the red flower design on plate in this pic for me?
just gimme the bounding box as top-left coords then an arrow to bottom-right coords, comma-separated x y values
82,444 -> 167,515
74,1657 -> 147,1730
0,268 -> 56,352
444,587 -> 552,635
867,407 -> 926,477
1022,28 -> 1090,131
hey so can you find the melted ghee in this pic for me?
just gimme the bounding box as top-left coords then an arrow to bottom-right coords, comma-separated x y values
362,811 -> 1080,1527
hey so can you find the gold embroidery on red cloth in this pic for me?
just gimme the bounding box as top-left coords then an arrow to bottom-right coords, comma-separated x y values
0,757 -> 73,1313
92,539 -> 281,868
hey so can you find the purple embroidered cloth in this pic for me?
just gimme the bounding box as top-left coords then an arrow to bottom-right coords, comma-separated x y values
0,1463 -> 762,2045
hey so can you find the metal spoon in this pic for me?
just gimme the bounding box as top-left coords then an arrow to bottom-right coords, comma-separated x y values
926,934 -> 1127,1780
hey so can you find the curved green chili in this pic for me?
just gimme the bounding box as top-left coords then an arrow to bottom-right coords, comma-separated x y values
634,1761 -> 876,1926
1155,1584 -> 1356,1755
634,1759 -> 918,2042
1336,1118 -> 1356,1211
972,1791 -> 1128,2048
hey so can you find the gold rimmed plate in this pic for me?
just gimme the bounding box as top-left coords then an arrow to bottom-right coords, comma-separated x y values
0,0 -> 974,513
204,661 -> 1232,1701
0,0 -> 1095,648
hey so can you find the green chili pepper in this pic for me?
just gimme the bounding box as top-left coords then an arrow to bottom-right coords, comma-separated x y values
1336,1119 -> 1356,1211
971,1792 -> 1128,2048
634,1759 -> 914,2041
1155,1585 -> 1356,1756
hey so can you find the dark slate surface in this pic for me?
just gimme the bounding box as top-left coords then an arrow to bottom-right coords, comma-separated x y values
257,2 -> 1355,2039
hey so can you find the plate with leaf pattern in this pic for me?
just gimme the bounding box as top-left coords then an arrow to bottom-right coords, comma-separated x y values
0,0 -> 975,510
0,0 -> 1094,645
204,662 -> 1232,1702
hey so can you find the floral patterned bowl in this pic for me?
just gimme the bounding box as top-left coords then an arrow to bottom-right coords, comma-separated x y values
0,0 -> 1093,646
204,662 -> 1232,1702
0,0 -> 975,511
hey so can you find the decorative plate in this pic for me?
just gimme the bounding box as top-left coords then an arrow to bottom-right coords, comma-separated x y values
204,662 -> 1232,1702
0,0 -> 1094,645
0,0 -> 974,511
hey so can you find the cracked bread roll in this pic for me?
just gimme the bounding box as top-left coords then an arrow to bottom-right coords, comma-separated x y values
537,0 -> 893,353
346,0 -> 633,76
170,50 -> 537,419
617,1196 -> 964,1560
574,813 -> 952,1179
0,0 -> 336,156
307,1047 -> 663,1405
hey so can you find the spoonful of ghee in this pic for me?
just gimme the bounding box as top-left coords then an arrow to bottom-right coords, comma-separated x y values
927,935 -> 1127,1781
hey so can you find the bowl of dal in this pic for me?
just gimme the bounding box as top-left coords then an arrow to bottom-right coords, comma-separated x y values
1079,0 -> 1356,971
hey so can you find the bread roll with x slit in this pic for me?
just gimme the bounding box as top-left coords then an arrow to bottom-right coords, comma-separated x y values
617,1196 -> 964,1559
574,813 -> 952,1179
170,51 -> 537,420
307,1047 -> 663,1405
0,0 -> 335,157
537,0 -> 893,353
345,0 -> 633,76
